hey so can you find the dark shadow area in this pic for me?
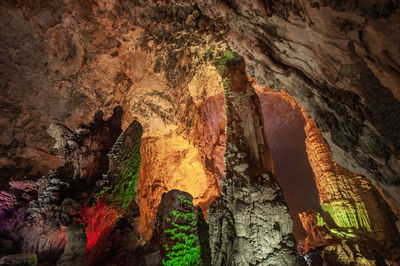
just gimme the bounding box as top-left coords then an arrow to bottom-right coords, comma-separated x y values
258,91 -> 322,240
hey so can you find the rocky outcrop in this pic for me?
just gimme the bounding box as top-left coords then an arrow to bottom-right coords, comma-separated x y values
304,116 -> 399,244
93,200 -> 144,266
47,107 -> 123,182
207,54 -> 302,265
136,64 -> 225,240
297,209 -> 339,254
197,0 -> 400,217
1,0 -> 400,265
255,83 -> 322,240
57,224 -> 87,266
207,196 -> 235,266
150,189 -> 210,266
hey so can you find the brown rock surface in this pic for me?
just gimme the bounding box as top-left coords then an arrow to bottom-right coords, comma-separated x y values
298,209 -> 338,254
197,0 -> 400,216
1,0 -> 400,219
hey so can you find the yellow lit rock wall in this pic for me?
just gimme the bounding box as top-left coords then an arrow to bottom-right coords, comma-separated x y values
137,65 -> 225,240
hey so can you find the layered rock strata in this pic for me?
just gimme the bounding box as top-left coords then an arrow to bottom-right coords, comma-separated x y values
304,116 -> 399,242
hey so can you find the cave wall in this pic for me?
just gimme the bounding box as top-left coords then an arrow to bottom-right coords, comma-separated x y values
197,0 -> 400,216
207,55 -> 303,265
1,0 -> 400,216
1,0 -> 400,264
256,84 -> 322,240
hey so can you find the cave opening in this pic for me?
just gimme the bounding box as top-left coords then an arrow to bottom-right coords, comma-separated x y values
256,85 -> 323,241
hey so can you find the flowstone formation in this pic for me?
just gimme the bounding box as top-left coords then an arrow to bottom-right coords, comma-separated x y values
207,53 -> 303,265
198,0 -> 400,218
299,116 -> 400,263
255,87 -> 400,264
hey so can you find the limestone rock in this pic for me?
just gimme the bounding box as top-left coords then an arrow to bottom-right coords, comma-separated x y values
151,189 -> 209,266
208,54 -> 303,265
197,0 -> 400,216
0,253 -> 38,266
297,209 -> 338,254
207,196 -> 235,266
57,224 -> 87,266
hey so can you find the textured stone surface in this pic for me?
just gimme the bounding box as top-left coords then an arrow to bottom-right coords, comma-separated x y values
255,83 -> 322,240
207,55 -> 302,265
207,196 -> 235,266
47,107 -> 123,182
0,253 -> 38,266
297,209 -> 338,254
304,116 -> 399,241
136,64 -> 225,240
151,189 -> 209,266
57,224 -> 87,266
197,0 -> 400,216
1,0 -> 400,265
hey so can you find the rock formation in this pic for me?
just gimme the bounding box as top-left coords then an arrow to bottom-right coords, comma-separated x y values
207,54 -> 303,265
1,0 -> 400,265
304,117 -> 399,241
57,224 -> 87,266
150,189 -> 210,266
197,0 -> 400,217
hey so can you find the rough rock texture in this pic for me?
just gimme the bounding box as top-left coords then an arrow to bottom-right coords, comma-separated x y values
208,55 -> 302,265
0,253 -> 38,266
297,209 -> 339,254
255,83 -> 322,240
0,108 -> 127,264
57,224 -> 87,266
304,116 -> 399,242
136,65 -> 226,240
258,88 -> 400,262
95,201 -> 145,266
47,107 -> 123,182
1,0 -> 400,264
197,0 -> 400,217
207,196 -> 235,266
150,189 -> 210,266
19,169 -> 71,263
80,119 -> 143,266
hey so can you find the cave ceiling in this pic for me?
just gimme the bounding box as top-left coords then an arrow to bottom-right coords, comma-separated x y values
1,0 -> 400,265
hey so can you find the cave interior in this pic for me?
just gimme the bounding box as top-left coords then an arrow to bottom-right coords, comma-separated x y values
1,0 -> 400,265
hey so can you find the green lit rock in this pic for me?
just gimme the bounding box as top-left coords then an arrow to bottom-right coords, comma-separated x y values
98,121 -> 143,211
151,189 -> 210,266
0,253 -> 38,266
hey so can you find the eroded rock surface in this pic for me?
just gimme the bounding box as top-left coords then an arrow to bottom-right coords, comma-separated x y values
150,189 -> 210,266
197,0 -> 400,215
207,54 -> 303,265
